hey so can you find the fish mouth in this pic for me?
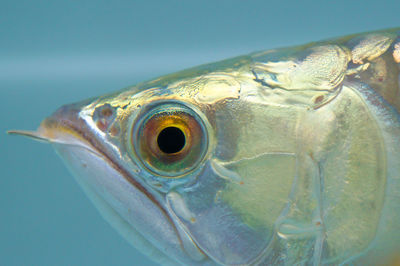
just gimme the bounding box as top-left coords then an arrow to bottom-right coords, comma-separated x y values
8,102 -> 102,155
8,119 -> 101,156
8,103 -> 207,264
10,104 -> 156,205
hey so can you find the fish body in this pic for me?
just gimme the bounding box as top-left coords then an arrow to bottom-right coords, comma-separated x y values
9,28 -> 400,265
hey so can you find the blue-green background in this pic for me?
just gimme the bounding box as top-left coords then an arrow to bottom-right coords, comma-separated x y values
1,1 -> 398,265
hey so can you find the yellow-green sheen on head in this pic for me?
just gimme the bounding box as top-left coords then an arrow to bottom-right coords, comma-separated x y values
9,28 -> 400,265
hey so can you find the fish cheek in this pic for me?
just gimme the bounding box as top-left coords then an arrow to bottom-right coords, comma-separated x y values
166,161 -> 268,265
166,151 -> 297,265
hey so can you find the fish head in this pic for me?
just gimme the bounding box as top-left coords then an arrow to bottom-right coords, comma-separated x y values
9,68 -> 300,265
9,28 -> 400,265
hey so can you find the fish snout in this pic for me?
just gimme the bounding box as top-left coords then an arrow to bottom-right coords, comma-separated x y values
8,101 -> 91,145
33,101 -> 100,149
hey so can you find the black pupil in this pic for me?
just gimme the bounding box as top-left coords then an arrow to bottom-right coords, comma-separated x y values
157,127 -> 186,154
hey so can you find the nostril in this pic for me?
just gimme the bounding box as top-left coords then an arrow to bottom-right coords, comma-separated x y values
92,104 -> 117,132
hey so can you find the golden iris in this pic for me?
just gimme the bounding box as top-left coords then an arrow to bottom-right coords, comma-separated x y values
133,103 -> 208,177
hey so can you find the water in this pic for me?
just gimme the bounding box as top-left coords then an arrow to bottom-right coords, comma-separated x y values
1,1 -> 398,265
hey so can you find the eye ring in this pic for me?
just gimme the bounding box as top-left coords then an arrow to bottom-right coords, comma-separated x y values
131,102 -> 209,178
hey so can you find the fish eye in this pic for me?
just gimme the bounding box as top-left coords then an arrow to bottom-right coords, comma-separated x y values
132,102 -> 209,177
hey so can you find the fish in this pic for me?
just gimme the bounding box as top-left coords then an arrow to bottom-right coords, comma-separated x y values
8,28 -> 400,265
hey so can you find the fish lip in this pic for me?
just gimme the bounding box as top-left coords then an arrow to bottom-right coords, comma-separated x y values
35,107 -> 207,261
